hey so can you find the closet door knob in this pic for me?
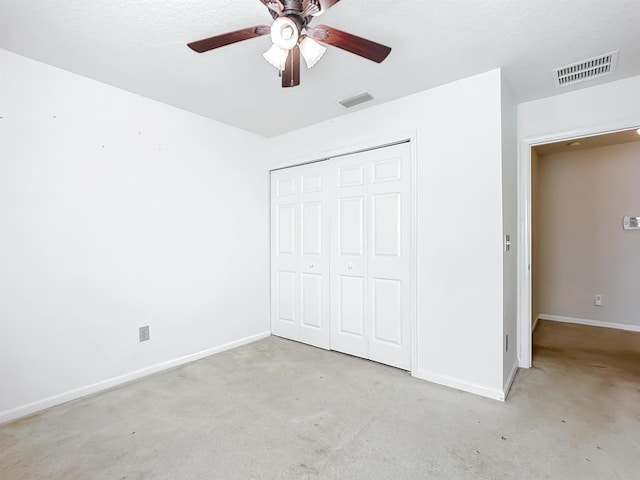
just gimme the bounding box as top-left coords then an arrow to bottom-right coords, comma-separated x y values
309,263 -> 315,268
347,264 -> 353,270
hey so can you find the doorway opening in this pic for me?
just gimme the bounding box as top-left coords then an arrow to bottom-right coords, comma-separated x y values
519,127 -> 640,369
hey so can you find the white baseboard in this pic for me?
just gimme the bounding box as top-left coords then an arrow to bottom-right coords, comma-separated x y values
0,331 -> 271,426
502,361 -> 519,400
538,314 -> 640,333
413,369 -> 506,402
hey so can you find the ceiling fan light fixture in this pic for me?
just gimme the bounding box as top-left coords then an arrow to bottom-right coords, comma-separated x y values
270,16 -> 299,50
299,36 -> 327,69
187,0 -> 392,89
263,44 -> 289,71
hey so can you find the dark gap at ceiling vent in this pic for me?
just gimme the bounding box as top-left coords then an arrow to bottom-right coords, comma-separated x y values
339,91 -> 374,108
553,50 -> 619,88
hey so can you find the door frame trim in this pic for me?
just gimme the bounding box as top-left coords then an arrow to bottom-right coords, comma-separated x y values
516,121 -> 639,368
269,129 -> 419,374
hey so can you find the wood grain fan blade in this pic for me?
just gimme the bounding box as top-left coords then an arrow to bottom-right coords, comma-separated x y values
309,25 -> 391,63
187,26 -> 270,53
282,46 -> 301,88
317,0 -> 342,12
257,0 -> 282,19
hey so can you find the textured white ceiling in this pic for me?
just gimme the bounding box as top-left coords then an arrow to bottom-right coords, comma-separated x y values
1,0 -> 639,137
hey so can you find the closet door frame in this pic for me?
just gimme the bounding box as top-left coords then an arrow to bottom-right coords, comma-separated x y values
270,133 -> 418,375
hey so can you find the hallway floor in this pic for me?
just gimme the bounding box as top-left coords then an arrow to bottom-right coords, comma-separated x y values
1,320 -> 639,479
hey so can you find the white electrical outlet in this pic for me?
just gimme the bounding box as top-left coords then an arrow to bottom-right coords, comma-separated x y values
139,325 -> 150,342
594,295 -> 603,307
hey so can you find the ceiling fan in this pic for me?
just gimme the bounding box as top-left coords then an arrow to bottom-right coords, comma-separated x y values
187,0 -> 392,88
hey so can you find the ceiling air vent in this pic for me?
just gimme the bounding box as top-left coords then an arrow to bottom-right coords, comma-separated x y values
553,50 -> 619,88
339,91 -> 374,108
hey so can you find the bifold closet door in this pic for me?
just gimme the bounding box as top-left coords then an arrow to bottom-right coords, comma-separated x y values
330,143 -> 412,370
271,163 -> 330,349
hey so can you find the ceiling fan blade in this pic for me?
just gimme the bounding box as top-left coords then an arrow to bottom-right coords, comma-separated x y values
188,26 -> 270,53
309,25 -> 391,63
282,46 -> 301,88
317,0 -> 342,13
258,0 -> 282,19
302,0 -> 321,17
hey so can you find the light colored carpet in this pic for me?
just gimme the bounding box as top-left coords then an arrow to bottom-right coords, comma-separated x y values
1,320 -> 639,479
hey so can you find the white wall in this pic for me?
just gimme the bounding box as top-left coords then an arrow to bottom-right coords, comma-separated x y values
0,50 -> 271,423
536,142 -> 640,328
518,75 -> 640,141
517,74 -> 640,366
0,54 -> 515,419
267,69 -> 508,399
500,74 -> 518,391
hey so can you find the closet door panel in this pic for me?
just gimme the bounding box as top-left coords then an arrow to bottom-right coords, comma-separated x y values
372,193 -> 401,258
298,167 -> 330,349
276,204 -> 296,255
339,197 -> 365,256
367,144 -> 412,370
330,142 -> 412,369
301,202 -> 322,256
277,271 -> 297,325
271,164 -> 330,349
271,171 -> 299,340
330,159 -> 369,358
372,278 -> 402,346
338,275 -> 365,337
301,272 -> 322,329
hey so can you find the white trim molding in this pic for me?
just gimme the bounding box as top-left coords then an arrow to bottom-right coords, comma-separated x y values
0,331 -> 271,426
413,369 -> 507,402
516,135 -> 534,368
503,361 -> 519,400
532,315 -> 541,333
538,314 -> 640,333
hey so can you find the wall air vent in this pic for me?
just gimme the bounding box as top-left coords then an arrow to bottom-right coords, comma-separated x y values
553,50 -> 619,88
339,91 -> 374,108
